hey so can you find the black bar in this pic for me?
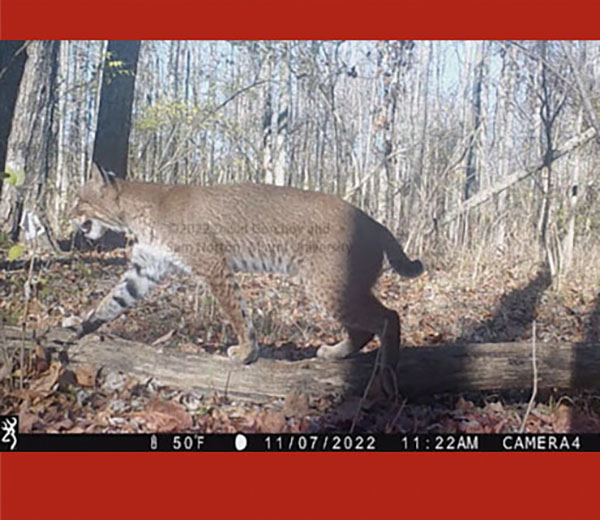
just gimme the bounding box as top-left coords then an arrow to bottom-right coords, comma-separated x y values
3,433 -> 597,452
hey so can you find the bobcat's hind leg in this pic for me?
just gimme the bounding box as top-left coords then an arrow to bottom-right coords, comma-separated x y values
376,306 -> 401,370
317,328 -> 374,360
340,301 -> 402,397
308,276 -> 402,394
203,261 -> 259,365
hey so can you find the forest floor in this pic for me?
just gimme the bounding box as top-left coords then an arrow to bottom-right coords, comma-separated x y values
1,244 -> 600,434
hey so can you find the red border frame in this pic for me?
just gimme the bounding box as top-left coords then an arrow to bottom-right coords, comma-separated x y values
2,452 -> 597,517
1,0 -> 599,516
0,0 -> 599,39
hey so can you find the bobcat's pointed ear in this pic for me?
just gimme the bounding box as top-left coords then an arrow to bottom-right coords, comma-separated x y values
90,162 -> 118,186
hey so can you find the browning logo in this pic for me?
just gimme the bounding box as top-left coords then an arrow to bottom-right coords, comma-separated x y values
0,415 -> 18,451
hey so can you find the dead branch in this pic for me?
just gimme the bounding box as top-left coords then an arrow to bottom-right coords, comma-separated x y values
439,127 -> 597,226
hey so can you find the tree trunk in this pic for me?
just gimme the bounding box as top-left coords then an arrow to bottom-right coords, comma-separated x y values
92,40 -> 141,179
495,44 -> 516,252
4,41 -> 59,243
561,40 -> 600,150
464,41 -> 484,202
561,110 -> 583,272
0,41 -> 28,199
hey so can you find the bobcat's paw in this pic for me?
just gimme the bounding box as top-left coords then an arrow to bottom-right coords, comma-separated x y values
227,344 -> 259,365
61,315 -> 104,339
61,316 -> 84,338
317,339 -> 354,360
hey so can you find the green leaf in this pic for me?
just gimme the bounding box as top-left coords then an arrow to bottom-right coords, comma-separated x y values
4,169 -> 25,187
8,244 -> 24,261
77,263 -> 92,277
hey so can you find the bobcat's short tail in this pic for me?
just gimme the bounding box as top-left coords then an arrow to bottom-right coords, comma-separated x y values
382,228 -> 424,278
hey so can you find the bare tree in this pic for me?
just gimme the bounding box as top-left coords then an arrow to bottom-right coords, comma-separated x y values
2,41 -> 60,243
464,42 -> 485,202
93,40 -> 141,178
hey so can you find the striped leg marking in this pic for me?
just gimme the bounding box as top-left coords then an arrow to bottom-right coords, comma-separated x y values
206,261 -> 259,364
78,244 -> 175,337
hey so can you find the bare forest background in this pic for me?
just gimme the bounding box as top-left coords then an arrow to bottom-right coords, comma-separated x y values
2,40 -> 600,280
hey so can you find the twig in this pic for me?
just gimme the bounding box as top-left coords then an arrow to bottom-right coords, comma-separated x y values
0,41 -> 31,82
350,345 -> 381,434
350,319 -> 390,433
224,369 -> 232,401
0,318 -> 13,391
520,321 -> 538,433
388,397 -> 408,433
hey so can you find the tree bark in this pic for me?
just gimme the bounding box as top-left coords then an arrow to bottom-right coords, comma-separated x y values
560,40 -> 600,149
464,41 -> 484,202
561,110 -> 583,272
92,40 -> 141,179
5,326 -> 600,401
0,41 -> 28,199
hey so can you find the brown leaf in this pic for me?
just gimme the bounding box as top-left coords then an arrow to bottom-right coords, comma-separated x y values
134,399 -> 193,432
29,361 -> 62,393
65,426 -> 86,434
58,369 -> 77,390
552,404 -> 572,433
34,344 -> 50,363
151,329 -> 175,346
486,401 -> 504,414
19,411 -> 40,433
33,345 -> 52,374
458,419 -> 483,433
283,390 -> 311,417
34,356 -> 50,373
54,418 -> 75,431
75,365 -> 98,387
255,410 -> 287,433
179,342 -> 200,353
456,397 -> 474,410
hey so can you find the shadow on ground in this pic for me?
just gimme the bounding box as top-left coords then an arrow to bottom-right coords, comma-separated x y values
458,266 -> 551,344
571,291 -> 600,432
339,263 -> 557,432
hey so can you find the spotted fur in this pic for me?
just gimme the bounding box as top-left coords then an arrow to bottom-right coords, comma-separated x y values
70,163 -> 423,368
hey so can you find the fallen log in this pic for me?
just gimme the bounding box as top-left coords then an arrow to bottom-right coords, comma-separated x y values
2,326 -> 599,400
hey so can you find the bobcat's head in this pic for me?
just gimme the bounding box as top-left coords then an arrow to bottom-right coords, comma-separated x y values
70,163 -> 127,240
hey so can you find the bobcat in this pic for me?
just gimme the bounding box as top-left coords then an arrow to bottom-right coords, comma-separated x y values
69,164 -> 423,371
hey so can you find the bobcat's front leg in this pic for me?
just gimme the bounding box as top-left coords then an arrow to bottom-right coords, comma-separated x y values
75,244 -> 175,337
203,259 -> 259,364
